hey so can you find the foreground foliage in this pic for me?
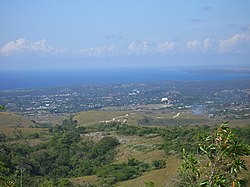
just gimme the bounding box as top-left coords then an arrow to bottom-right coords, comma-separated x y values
178,123 -> 250,187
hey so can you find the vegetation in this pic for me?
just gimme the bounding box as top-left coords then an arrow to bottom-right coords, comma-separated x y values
0,105 -> 6,111
0,120 -> 119,186
178,123 -> 250,187
97,158 -> 150,186
0,161 -> 15,187
0,112 -> 249,186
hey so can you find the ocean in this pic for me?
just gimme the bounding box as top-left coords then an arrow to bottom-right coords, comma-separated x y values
0,68 -> 250,90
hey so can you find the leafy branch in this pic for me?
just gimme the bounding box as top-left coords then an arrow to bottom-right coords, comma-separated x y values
178,123 -> 250,187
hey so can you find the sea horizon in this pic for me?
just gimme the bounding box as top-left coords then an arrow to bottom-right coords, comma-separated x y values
1,67 -> 250,90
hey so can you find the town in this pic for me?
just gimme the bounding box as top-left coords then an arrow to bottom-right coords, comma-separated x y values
0,80 -> 249,120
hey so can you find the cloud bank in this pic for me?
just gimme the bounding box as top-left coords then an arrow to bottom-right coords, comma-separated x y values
218,33 -> 250,53
0,38 -> 54,56
1,33 -> 250,58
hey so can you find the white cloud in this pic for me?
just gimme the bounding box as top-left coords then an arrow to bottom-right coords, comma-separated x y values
128,41 -> 175,55
185,38 -> 216,52
1,34 -> 250,59
218,33 -> 250,53
0,38 -> 53,56
31,39 -> 53,52
157,42 -> 175,52
186,40 -> 200,50
128,42 -> 137,51
1,39 -> 27,55
203,38 -> 211,51
0,38 -> 118,58
128,41 -> 155,54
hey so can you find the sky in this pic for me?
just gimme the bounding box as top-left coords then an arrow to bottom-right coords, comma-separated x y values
0,0 -> 250,70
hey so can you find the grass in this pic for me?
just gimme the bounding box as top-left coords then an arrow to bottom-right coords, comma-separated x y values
74,109 -> 249,128
226,119 -> 250,128
123,110 -> 216,127
70,175 -> 98,186
74,110 -> 129,126
28,114 -> 66,125
242,156 -> 250,185
114,135 -> 165,164
0,112 -> 50,145
0,127 -> 47,136
115,156 -> 181,187
0,112 -> 36,127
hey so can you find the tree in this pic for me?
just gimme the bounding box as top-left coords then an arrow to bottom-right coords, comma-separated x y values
91,137 -> 119,158
178,123 -> 250,187
58,178 -> 73,187
0,161 -> 15,187
0,105 -> 6,111
151,160 -> 166,169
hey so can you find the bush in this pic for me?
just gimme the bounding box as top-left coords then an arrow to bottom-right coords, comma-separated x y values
58,178 -> 73,187
151,160 -> 166,169
97,163 -> 139,184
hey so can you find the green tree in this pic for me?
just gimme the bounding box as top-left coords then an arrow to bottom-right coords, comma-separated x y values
178,123 -> 250,187
58,178 -> 73,187
0,105 -> 6,111
90,137 -> 119,158
151,160 -> 166,169
39,180 -> 55,187
0,161 -> 15,187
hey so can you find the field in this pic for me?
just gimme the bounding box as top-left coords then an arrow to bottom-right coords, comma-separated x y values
74,109 -> 249,129
74,110 -> 129,125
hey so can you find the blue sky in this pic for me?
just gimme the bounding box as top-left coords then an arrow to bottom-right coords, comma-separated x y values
0,0 -> 250,69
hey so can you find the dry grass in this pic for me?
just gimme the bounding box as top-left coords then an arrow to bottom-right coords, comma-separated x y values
116,156 -> 181,187
28,114 -> 66,125
242,156 -> 250,186
74,110 -> 129,126
125,110 -> 217,127
114,134 -> 180,187
73,109 -> 249,128
114,135 -> 165,164
226,119 -> 250,128
70,175 -> 98,186
0,112 -> 36,127
0,126 -> 48,136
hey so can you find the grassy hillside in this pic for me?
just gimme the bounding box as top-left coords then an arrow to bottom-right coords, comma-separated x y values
74,109 -> 213,127
70,176 -> 98,186
114,135 -> 165,164
0,112 -> 48,141
116,156 -> 181,187
74,110 -> 129,125
0,112 -> 36,127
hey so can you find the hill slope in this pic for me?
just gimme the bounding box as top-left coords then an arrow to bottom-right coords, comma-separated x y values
116,156 -> 180,187
0,112 -> 36,128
